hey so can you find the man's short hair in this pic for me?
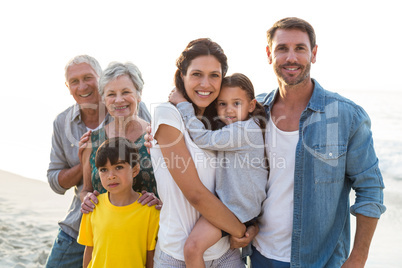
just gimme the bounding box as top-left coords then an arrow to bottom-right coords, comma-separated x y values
267,17 -> 316,50
64,55 -> 102,82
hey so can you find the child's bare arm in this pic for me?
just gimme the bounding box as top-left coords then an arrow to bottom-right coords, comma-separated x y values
83,246 -> 93,267
146,250 -> 155,268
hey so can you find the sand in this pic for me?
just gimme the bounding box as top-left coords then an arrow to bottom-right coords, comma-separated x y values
0,170 -> 72,268
0,169 -> 400,267
355,185 -> 402,268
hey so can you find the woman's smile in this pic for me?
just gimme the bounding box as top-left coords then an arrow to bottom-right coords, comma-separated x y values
182,55 -> 222,114
104,75 -> 140,118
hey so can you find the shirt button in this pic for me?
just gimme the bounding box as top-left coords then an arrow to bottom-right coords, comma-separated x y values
71,143 -> 74,147
329,152 -> 333,156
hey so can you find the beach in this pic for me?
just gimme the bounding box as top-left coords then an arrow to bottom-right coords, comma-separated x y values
0,169 -> 401,267
0,170 -> 72,268
359,186 -> 402,268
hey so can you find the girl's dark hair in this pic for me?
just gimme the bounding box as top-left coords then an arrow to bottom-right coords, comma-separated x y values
174,38 -> 228,126
221,73 -> 266,130
95,137 -> 139,168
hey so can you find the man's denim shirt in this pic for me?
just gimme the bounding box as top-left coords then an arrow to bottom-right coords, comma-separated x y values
257,79 -> 386,267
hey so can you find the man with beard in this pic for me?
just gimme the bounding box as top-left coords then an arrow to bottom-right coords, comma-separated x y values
231,17 -> 386,268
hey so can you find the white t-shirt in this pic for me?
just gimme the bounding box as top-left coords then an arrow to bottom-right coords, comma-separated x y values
253,116 -> 299,262
86,118 -> 106,132
150,103 -> 229,261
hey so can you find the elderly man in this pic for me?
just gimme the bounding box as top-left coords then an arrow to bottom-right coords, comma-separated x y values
45,55 -> 151,267
231,17 -> 386,268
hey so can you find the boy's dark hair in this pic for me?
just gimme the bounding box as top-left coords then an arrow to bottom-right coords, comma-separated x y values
95,137 -> 139,168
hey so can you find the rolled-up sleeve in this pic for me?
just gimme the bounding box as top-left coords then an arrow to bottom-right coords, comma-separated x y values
47,118 -> 68,195
348,106 -> 386,218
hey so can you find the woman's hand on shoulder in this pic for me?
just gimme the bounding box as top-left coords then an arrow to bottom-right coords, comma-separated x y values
144,125 -> 153,153
138,191 -> 163,210
81,190 -> 100,214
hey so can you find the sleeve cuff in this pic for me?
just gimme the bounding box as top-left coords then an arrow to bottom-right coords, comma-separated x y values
350,202 -> 386,218
47,170 -> 67,195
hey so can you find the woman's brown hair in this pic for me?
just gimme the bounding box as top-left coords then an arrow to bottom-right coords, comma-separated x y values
174,38 -> 228,126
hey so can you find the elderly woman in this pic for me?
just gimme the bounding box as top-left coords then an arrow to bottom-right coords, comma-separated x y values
80,62 -> 159,210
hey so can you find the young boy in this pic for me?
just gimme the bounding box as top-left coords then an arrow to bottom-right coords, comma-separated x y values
77,137 -> 160,268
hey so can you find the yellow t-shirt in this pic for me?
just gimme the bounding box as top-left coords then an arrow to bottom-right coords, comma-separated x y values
78,193 -> 160,267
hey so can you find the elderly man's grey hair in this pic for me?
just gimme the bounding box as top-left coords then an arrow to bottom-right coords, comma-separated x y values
98,62 -> 144,99
64,55 -> 102,82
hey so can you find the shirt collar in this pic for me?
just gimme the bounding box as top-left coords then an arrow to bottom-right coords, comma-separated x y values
306,79 -> 326,113
71,103 -> 82,122
262,78 -> 326,113
71,103 -> 112,125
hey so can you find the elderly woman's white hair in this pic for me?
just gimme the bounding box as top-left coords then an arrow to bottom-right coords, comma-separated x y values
64,55 -> 102,81
98,62 -> 144,99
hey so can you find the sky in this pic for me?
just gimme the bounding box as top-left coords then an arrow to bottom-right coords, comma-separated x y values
0,0 -> 401,182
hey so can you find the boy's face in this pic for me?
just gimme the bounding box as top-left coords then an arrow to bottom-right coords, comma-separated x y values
98,159 -> 139,194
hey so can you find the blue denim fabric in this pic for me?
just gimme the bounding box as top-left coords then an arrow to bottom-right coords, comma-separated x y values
256,79 -> 386,267
250,245 -> 290,268
45,228 -> 85,268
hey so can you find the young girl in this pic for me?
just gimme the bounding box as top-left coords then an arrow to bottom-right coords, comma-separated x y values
169,73 -> 268,267
77,137 -> 160,267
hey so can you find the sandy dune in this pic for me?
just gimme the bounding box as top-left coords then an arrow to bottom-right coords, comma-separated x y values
0,170 -> 72,268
